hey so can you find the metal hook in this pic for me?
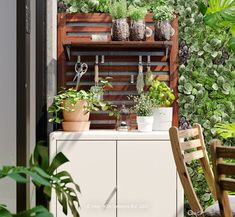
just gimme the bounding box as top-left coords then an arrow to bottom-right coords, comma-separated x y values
147,55 -> 151,66
166,46 -> 169,59
139,56 -> 142,65
101,55 -> 105,64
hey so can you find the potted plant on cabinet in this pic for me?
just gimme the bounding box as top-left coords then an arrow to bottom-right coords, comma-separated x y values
132,94 -> 154,132
148,80 -> 175,131
49,85 -> 110,132
152,5 -> 175,41
128,6 -> 152,41
109,0 -> 130,41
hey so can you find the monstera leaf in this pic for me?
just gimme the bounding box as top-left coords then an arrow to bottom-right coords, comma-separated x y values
30,142 -> 81,217
0,204 -> 53,217
200,0 -> 235,52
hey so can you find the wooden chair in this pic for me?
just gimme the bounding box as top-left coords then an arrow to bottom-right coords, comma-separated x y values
210,139 -> 235,217
169,124 -> 235,217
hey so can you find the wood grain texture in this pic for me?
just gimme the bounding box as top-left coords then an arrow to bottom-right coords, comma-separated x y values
57,13 -> 178,129
169,124 -> 217,217
210,139 -> 233,217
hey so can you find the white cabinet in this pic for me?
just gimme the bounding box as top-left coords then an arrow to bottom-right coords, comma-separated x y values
51,141 -> 116,217
50,131 -> 183,217
117,141 -> 177,217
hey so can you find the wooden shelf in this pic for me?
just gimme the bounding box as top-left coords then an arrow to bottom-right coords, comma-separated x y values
63,41 -> 172,61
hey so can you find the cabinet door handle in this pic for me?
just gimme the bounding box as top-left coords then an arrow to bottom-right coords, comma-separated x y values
104,187 -> 117,208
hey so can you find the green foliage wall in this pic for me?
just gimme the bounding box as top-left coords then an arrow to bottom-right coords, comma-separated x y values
57,0 -> 235,214
176,0 -> 235,214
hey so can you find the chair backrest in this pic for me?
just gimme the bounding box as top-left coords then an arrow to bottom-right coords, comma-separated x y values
169,123 -> 217,216
210,139 -> 235,217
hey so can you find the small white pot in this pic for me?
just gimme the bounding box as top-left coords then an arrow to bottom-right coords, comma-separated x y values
137,116 -> 154,132
152,107 -> 173,131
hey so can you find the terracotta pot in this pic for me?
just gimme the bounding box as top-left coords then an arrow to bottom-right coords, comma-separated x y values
62,100 -> 90,122
62,121 -> 91,132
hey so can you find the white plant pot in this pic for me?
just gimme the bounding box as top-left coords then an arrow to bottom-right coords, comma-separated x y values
152,107 -> 173,131
137,116 -> 154,132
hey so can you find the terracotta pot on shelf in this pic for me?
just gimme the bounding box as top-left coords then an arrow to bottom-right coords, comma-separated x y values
62,100 -> 91,132
62,100 -> 90,122
62,121 -> 91,132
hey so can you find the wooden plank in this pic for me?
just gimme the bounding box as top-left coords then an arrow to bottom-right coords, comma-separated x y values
180,139 -> 201,151
178,128 -> 199,139
220,178 -> 235,192
58,14 -> 67,89
218,163 -> 235,176
65,26 -> 111,33
170,18 -> 179,127
66,13 -> 112,22
184,150 -> 204,163
217,146 -> 235,158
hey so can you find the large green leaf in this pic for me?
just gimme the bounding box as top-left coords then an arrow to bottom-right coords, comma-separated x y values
215,123 -> 235,139
229,36 -> 235,51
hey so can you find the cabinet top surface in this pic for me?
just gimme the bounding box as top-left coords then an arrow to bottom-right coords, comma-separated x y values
50,130 -> 170,141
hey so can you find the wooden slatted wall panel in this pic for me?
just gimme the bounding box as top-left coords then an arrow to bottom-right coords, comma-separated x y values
58,13 -> 178,129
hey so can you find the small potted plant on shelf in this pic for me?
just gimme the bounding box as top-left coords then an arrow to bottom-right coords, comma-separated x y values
128,6 -> 152,41
148,79 -> 175,131
152,5 -> 175,41
131,94 -> 154,132
49,84 -> 110,132
109,0 -> 130,41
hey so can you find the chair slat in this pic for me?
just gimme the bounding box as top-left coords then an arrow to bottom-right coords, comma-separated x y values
217,147 -> 235,158
178,128 -> 199,139
218,163 -> 235,176
181,139 -> 201,151
220,178 -> 235,192
184,150 -> 204,163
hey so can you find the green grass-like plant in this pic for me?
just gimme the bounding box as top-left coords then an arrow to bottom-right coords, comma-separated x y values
131,94 -> 154,116
152,5 -> 175,21
128,5 -> 147,21
109,0 -> 128,19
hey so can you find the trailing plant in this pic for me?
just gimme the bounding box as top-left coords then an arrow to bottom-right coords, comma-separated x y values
131,94 -> 154,116
200,0 -> 235,52
128,5 -> 147,21
62,0 -> 99,13
48,82 -> 111,124
176,0 -> 235,215
148,80 -> 175,107
152,5 -> 175,21
214,123 -> 235,139
0,141 -> 80,217
109,0 -> 128,19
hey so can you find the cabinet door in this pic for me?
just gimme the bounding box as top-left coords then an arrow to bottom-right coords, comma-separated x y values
117,141 -> 177,217
52,141 -> 117,217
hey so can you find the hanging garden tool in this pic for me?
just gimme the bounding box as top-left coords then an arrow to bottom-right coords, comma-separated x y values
91,55 -> 103,99
145,55 -> 153,87
136,56 -> 144,94
73,56 -> 88,90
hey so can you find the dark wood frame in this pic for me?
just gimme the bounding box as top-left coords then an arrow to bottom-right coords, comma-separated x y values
57,13 -> 179,127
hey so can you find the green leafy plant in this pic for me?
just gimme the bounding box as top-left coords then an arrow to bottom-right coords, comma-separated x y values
128,5 -> 147,21
148,80 -> 175,107
131,94 -> 154,116
200,0 -> 235,52
214,123 -> 235,139
152,5 -> 175,21
109,0 -> 128,19
62,0 -> 99,13
48,81 -> 111,124
0,141 -> 80,217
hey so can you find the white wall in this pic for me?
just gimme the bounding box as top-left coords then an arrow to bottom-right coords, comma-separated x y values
0,0 -> 17,212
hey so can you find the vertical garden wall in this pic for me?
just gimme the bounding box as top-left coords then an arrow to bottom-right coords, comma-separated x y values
176,0 -> 235,214
57,0 -> 235,215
